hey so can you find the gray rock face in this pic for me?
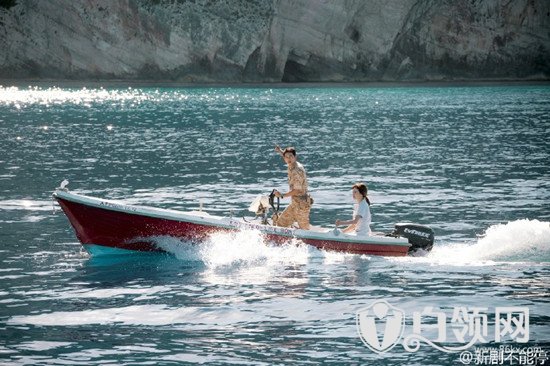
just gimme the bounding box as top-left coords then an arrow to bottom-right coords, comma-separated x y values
0,0 -> 548,82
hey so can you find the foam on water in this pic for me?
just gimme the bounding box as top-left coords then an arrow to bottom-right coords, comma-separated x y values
145,219 -> 550,268
424,219 -> 550,265
152,229 -> 311,268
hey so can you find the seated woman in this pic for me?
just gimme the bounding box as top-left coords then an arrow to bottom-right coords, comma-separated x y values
335,182 -> 372,236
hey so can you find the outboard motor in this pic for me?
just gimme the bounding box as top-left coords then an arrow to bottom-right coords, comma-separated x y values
391,223 -> 434,254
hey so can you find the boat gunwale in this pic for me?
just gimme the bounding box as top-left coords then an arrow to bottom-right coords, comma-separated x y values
53,190 -> 411,247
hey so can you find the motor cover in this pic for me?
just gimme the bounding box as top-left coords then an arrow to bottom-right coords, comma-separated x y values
393,223 -> 434,253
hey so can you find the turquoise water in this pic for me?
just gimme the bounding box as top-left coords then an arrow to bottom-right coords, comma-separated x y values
0,84 -> 549,364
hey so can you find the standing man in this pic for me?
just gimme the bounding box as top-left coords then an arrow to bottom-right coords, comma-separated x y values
273,145 -> 312,230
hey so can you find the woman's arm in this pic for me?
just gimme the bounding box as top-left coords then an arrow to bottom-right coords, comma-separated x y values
335,216 -> 361,228
342,223 -> 356,233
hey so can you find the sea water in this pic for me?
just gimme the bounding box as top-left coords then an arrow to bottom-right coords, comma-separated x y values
0,84 -> 549,365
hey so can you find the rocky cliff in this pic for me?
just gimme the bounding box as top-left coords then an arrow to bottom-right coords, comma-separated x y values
0,0 -> 548,82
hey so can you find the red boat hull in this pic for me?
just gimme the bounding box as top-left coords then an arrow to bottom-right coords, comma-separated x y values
55,192 -> 410,257
57,198 -> 223,252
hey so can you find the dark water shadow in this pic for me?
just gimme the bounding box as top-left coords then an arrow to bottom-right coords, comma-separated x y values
74,251 -> 205,288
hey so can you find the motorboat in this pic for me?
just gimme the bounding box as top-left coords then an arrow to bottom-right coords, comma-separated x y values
53,184 -> 434,257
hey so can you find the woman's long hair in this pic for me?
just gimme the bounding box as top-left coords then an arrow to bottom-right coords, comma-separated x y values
353,182 -> 371,206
